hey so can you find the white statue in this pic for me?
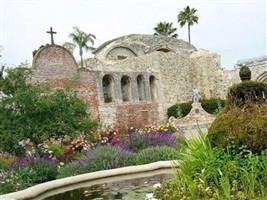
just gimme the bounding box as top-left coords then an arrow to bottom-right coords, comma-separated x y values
192,87 -> 199,103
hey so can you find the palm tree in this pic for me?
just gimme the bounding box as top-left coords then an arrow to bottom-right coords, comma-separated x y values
62,42 -> 76,54
69,27 -> 96,68
153,21 -> 178,38
177,6 -> 199,43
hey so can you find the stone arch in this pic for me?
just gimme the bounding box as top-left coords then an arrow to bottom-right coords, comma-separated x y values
121,75 -> 132,102
137,74 -> 146,101
106,46 -> 137,60
149,75 -> 157,101
256,71 -> 267,82
102,74 -> 115,103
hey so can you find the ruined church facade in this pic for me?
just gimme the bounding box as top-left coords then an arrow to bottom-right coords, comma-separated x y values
32,34 -> 267,131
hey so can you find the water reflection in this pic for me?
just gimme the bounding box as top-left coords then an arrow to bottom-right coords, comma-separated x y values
44,172 -> 173,200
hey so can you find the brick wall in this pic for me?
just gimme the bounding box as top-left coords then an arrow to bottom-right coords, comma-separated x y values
75,69 -> 100,119
32,44 -> 77,83
100,102 -> 159,133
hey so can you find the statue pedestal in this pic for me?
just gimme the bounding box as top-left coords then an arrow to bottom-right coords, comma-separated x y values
169,103 -> 216,130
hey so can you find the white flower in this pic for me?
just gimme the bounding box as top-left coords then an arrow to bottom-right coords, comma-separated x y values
153,183 -> 162,188
146,193 -> 157,200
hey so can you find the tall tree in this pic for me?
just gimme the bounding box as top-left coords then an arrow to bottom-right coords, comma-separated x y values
62,42 -> 76,54
69,27 -> 96,68
177,6 -> 199,43
153,21 -> 178,38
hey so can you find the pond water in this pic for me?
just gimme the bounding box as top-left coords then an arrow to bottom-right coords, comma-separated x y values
37,169 -> 174,200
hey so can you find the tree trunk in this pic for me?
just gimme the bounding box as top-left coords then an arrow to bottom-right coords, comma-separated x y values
188,24 -> 191,44
80,48 -> 83,68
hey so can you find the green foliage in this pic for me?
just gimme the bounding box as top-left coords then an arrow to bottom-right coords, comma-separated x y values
201,99 -> 226,114
48,145 -> 64,157
153,21 -> 178,38
214,99 -> 223,115
208,80 -> 267,153
227,81 -> 267,108
0,67 -> 97,155
167,99 -> 226,118
239,66 -> 251,81
207,104 -> 267,153
0,67 -> 31,96
0,171 -> 26,194
167,102 -> 192,118
175,103 -> 183,119
177,6 -> 199,43
129,146 -> 180,165
57,162 -> 82,179
58,146 -> 131,178
155,134 -> 267,200
69,27 -> 96,68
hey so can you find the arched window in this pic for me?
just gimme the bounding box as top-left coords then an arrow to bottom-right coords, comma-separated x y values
121,76 -> 132,102
137,75 -> 146,101
102,75 -> 114,103
156,48 -> 171,53
149,75 -> 157,101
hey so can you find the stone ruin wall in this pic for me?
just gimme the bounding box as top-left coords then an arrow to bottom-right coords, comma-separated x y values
30,36 -> 267,132
189,50 -> 227,99
87,59 -> 162,131
89,48 -> 227,123
139,50 -> 226,120
222,56 -> 267,95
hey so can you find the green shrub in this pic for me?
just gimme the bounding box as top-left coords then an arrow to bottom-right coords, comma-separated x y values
227,81 -> 267,108
0,157 -> 4,169
126,131 -> 178,153
201,99 -> 226,114
167,99 -> 226,118
167,102 -> 192,118
48,145 -> 64,156
129,146 -> 180,165
58,146 -> 132,178
207,104 -> 267,153
15,159 -> 59,184
0,171 -> 27,195
57,162 -> 84,179
208,80 -> 267,153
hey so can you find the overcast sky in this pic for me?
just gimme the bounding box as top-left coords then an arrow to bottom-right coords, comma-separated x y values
0,0 -> 266,69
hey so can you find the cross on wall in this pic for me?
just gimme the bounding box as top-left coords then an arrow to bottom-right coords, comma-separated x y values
47,27 -> 57,45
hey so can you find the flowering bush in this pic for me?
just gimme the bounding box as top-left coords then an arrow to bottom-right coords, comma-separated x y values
123,130 -> 178,153
7,156 -> 59,184
89,126 -> 120,146
142,123 -> 177,134
0,171 -> 23,194
0,155 -> 17,169
71,137 -> 91,152
58,146 -> 132,178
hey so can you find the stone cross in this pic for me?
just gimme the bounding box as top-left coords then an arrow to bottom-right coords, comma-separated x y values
47,27 -> 57,45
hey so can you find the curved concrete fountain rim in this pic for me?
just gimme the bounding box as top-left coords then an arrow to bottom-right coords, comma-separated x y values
1,160 -> 178,200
